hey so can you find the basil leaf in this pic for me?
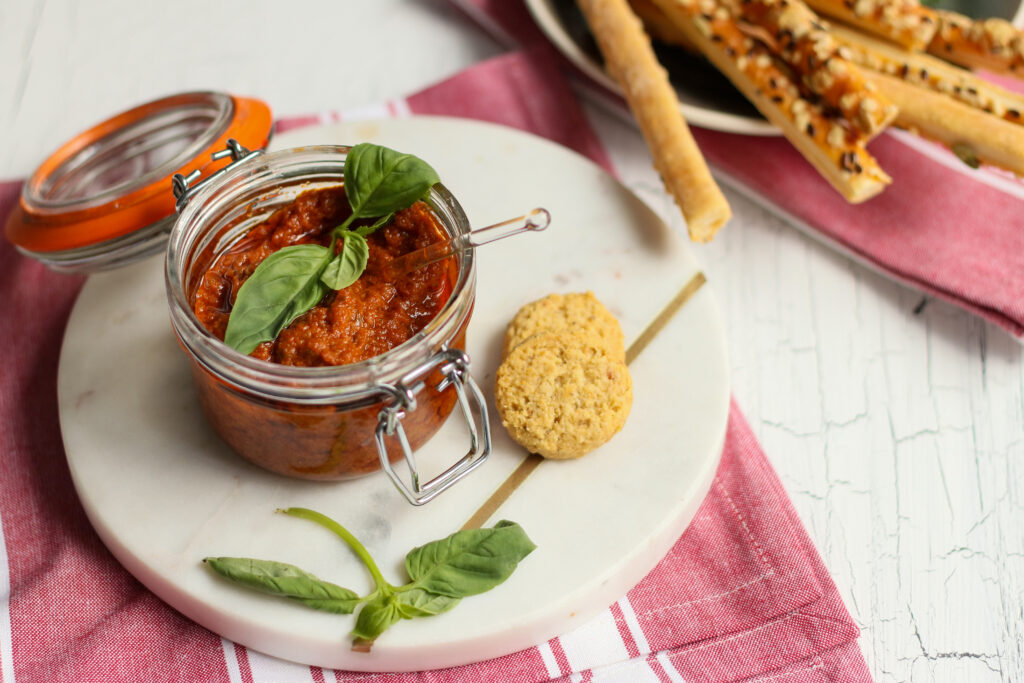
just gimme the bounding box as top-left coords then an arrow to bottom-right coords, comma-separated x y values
351,593 -> 402,644
354,212 -> 394,237
321,232 -> 369,290
345,143 -> 439,219
404,521 -> 536,598
224,244 -> 331,354
394,588 -> 461,618
203,557 -> 361,614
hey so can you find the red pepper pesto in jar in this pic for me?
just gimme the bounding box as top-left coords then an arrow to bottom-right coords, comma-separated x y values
192,185 -> 456,365
183,184 -> 468,481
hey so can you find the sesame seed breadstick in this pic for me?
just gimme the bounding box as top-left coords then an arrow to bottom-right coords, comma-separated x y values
927,10 -> 1024,78
730,0 -> 897,138
651,0 -> 891,202
832,23 -> 1024,128
576,0 -> 732,241
803,0 -> 939,50
864,70 -> 1024,176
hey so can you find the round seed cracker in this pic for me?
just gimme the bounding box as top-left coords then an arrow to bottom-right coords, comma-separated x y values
502,292 -> 625,361
495,331 -> 633,459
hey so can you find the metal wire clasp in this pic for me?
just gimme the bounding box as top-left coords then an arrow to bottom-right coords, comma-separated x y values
171,139 -> 263,212
374,348 -> 491,506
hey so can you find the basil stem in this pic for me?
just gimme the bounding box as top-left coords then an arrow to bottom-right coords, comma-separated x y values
280,507 -> 389,592
354,212 -> 394,237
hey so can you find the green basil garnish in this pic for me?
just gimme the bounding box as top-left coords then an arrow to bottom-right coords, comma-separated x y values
203,557 -> 361,614
204,508 -> 535,651
222,143 -> 440,355
223,244 -> 332,354
404,520 -> 539,598
353,212 -> 394,237
320,232 -> 369,290
351,593 -> 402,643
342,143 -> 440,222
394,588 -> 461,617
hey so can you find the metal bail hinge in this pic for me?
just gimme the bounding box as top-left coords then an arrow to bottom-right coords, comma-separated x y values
171,139 -> 263,212
374,348 -> 491,506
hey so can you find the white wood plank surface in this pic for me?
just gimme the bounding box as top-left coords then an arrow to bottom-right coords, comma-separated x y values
2,1 -> 1022,680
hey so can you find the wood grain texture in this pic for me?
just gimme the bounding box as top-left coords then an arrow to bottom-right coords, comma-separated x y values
589,107 -> 1024,682
2,1 -> 1023,679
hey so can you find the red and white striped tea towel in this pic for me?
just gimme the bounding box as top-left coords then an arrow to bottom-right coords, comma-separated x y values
0,51 -> 869,682
451,0 -> 1024,339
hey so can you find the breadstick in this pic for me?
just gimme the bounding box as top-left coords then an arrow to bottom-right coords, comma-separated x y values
576,0 -> 732,241
928,10 -> 1024,77
803,0 -> 938,50
832,24 -> 1024,127
651,0 -> 891,202
730,0 -> 897,137
867,71 -> 1024,176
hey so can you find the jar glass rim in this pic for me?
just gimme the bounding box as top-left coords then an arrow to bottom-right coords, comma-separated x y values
26,92 -> 235,213
165,144 -> 476,404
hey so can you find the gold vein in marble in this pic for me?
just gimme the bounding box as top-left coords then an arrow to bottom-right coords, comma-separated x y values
461,270 -> 708,530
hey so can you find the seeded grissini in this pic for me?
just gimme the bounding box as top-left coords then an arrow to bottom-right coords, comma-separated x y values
927,10 -> 1024,78
827,24 -> 1024,175
650,0 -> 891,202
576,0 -> 732,241
866,71 -> 1024,175
832,24 -> 1024,128
729,0 -> 897,137
802,0 -> 939,50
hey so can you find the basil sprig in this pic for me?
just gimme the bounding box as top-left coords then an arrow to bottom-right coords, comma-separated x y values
203,507 -> 536,650
222,143 -> 440,354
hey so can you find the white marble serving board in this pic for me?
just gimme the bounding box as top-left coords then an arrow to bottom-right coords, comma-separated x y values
57,117 -> 729,671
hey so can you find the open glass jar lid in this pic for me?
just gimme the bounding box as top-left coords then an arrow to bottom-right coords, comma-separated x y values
4,91 -> 273,273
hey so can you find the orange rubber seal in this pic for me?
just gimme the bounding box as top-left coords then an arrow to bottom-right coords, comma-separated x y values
5,93 -> 273,253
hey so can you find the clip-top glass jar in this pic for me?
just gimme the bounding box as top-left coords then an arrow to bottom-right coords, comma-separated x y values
165,144 -> 491,505
5,92 -> 272,273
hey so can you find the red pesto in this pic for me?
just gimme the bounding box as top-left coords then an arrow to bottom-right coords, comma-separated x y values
192,185 -> 455,365
183,185 -> 466,480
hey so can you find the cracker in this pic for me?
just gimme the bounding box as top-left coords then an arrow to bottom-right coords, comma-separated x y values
495,332 -> 632,460
502,292 -> 626,361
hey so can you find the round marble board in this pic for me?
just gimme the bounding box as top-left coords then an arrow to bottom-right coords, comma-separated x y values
57,117 -> 730,671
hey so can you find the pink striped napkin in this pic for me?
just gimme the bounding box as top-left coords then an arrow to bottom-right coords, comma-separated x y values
452,0 -> 1024,338
0,50 -> 869,681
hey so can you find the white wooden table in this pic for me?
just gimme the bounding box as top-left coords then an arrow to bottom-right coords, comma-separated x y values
2,1 -> 1022,680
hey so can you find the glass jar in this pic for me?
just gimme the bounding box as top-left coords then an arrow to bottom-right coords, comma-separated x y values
5,92 -> 272,273
165,145 -> 490,505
